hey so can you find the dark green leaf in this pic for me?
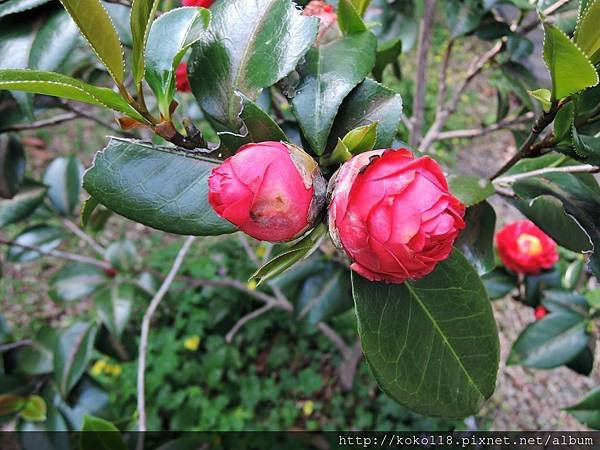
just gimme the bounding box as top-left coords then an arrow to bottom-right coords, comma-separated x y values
446,0 -> 483,38
296,263 -> 352,325
104,240 -> 137,272
566,387 -> 600,429
83,138 -> 236,236
0,0 -> 52,18
0,133 -> 25,199
43,156 -> 82,216
0,180 -> 47,227
250,224 -> 326,286
353,249 -> 499,418
49,263 -> 107,304
57,377 -> 110,429
507,33 -> 533,61
542,289 -> 589,316
338,0 -> 367,35
447,175 -> 494,207
566,339 -> 595,376
524,268 -> 561,307
188,0 -> 318,131
130,0 -> 160,84
553,101 -> 574,141
145,7 -> 211,116
508,311 -> 589,368
54,321 -> 97,397
373,38 -> 402,82
95,283 -> 142,338
7,225 -> 64,263
29,10 -> 80,72
14,326 -> 56,375
542,22 -> 598,100
19,395 -> 46,422
328,79 -> 402,152
81,416 -> 126,449
481,267 -> 517,300
572,125 -> 600,164
292,31 -> 377,154
58,0 -> 125,83
0,70 -> 146,121
455,201 -> 496,275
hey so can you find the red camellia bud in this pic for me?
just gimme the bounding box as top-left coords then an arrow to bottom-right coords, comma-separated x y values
103,267 -> 118,278
175,63 -> 191,93
328,149 -> 466,284
534,305 -> 549,320
208,141 -> 326,242
182,0 -> 213,7
496,220 -> 558,275
303,0 -> 337,42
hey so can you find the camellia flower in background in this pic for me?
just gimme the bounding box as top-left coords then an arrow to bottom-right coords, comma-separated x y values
496,220 -> 558,275
328,149 -> 466,284
302,0 -> 337,42
181,0 -> 213,7
534,305 -> 549,320
175,62 -> 191,93
208,141 -> 326,242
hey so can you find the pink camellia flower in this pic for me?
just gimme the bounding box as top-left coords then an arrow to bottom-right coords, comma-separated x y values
496,220 -> 558,275
303,0 -> 337,41
208,141 -> 326,242
328,149 -> 466,284
182,0 -> 213,7
534,305 -> 549,320
175,63 -> 191,93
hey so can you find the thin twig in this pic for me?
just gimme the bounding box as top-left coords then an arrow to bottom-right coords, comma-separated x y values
338,340 -> 363,391
522,0 -> 572,32
225,303 -> 275,343
410,0 -> 436,146
493,164 -> 599,185
0,238 -> 110,269
0,340 -> 33,353
0,113 -> 78,132
62,218 -> 105,256
435,112 -> 535,141
238,234 -> 259,266
137,236 -> 196,437
63,102 -> 136,137
317,323 -> 349,357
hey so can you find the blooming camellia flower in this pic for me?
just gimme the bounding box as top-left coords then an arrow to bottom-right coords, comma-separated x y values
182,0 -> 213,7
175,63 -> 191,93
496,220 -> 558,275
534,305 -> 549,320
328,149 -> 466,284
208,141 -> 326,242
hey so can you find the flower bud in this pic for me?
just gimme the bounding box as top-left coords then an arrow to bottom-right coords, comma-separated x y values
302,1 -> 338,43
175,63 -> 191,93
534,305 -> 549,320
208,141 -> 326,242
328,148 -> 466,284
496,220 -> 558,275
182,0 -> 213,7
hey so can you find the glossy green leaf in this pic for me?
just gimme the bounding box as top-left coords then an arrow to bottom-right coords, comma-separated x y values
524,268 -> 561,307
292,31 -> 377,154
328,79 -> 402,153
507,33 -> 533,61
58,377 -> 110,430
218,93 -> 287,155
342,122 -> 377,154
95,284 -> 140,338
508,311 -> 589,368
566,387 -> 600,429
542,289 -> 589,316
54,321 -> 98,397
250,224 -> 326,286
29,10 -> 80,72
0,0 -> 51,18
0,180 -> 47,227
0,133 -> 25,199
83,138 -> 235,236
572,125 -> 600,165
14,326 -> 56,375
338,0 -> 367,35
455,201 -> 496,275
20,395 -> 46,422
145,7 -> 211,116
81,196 -> 99,228
130,0 -> 160,84
58,0 -> 125,83
373,38 -> 402,82
353,249 -> 499,418
188,0 -> 318,131
104,240 -> 137,272
481,267 -> 517,300
542,22 -> 598,100
447,175 -> 494,207
81,416 -> 126,449
43,156 -> 82,216
446,0 -> 483,38
296,263 -> 352,325
513,194 -> 593,252
553,101 -> 574,141
0,70 -> 146,121
350,0 -> 371,16
574,0 -> 600,64
567,339 -> 595,376
528,88 -> 551,111
6,225 -> 64,262
49,264 -> 107,304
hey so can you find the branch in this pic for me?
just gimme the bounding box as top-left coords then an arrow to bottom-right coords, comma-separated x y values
338,340 -> 363,391
0,113 -> 78,132
0,238 -> 110,269
61,218 -> 105,256
409,0 -> 436,146
63,102 -> 136,138
137,236 -> 195,435
225,303 -> 275,343
317,322 -> 349,357
0,340 -> 33,353
435,112 -> 535,141
522,0 -> 572,33
493,164 -> 599,185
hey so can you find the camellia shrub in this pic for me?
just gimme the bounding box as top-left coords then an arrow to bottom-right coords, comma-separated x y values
1,0 -> 600,436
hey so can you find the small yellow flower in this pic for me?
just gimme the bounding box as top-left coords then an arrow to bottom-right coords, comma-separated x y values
246,280 -> 257,291
183,335 -> 201,351
91,359 -> 107,376
302,400 -> 314,417
256,246 -> 266,258
106,364 -> 122,376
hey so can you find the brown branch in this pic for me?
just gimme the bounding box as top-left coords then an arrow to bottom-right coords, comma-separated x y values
435,112 -> 535,141
338,340 -> 363,391
225,303 -> 276,343
0,113 -> 78,132
62,218 -> 105,256
409,0 -> 436,146
493,164 -> 599,185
